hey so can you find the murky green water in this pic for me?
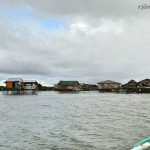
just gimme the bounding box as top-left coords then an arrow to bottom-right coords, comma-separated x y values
0,91 -> 150,150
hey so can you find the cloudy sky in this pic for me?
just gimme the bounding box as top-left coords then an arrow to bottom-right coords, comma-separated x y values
0,0 -> 149,85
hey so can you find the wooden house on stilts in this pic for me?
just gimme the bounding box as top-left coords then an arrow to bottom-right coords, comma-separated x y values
4,78 -> 38,95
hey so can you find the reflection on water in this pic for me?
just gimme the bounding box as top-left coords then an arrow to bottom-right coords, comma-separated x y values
0,91 -> 150,150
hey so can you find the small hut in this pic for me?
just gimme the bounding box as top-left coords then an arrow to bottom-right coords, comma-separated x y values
4,78 -> 23,94
22,80 -> 38,94
122,80 -> 143,93
22,80 -> 38,90
55,81 -> 80,91
4,78 -> 22,90
138,79 -> 150,93
97,80 -> 121,92
138,79 -> 150,87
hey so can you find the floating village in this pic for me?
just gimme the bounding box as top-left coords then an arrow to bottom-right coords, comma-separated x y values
0,78 -> 150,95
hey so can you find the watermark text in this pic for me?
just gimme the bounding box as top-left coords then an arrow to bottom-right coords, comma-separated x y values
138,4 -> 150,10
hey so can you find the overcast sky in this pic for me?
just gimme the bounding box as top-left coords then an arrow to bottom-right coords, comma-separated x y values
0,0 -> 149,85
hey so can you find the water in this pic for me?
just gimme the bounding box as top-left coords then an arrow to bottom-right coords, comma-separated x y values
0,91 -> 150,150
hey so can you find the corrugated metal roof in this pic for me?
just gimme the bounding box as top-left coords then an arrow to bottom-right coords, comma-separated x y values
58,81 -> 80,86
22,80 -> 37,83
98,80 -> 121,84
127,80 -> 137,83
5,78 -> 22,82
139,79 -> 150,84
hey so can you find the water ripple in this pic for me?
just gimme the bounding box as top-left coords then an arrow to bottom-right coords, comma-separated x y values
0,92 -> 150,149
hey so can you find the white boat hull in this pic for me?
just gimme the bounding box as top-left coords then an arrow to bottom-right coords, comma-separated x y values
130,142 -> 150,150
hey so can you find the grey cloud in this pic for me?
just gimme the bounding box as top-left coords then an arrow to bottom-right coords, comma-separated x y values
0,0 -> 150,84
0,16 -> 150,80
0,0 -> 143,18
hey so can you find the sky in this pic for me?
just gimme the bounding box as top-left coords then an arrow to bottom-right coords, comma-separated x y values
0,0 -> 150,86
